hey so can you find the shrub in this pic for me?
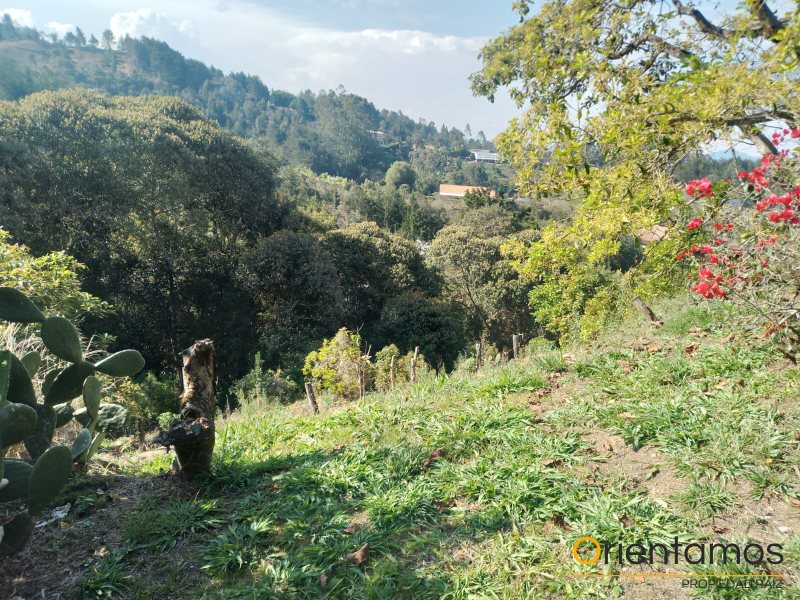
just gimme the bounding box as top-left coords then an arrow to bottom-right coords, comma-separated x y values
679,133 -> 800,361
230,353 -> 297,406
373,344 -> 409,391
303,329 -> 371,400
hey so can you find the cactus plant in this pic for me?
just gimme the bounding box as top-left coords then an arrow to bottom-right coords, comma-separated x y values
0,286 -> 143,554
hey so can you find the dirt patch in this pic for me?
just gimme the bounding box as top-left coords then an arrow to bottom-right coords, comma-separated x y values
0,464 -> 172,599
582,430 -> 688,502
703,480 -> 800,545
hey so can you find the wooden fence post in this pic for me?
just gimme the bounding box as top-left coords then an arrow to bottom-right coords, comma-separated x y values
305,381 -> 319,414
512,334 -> 520,360
411,346 -> 419,384
390,355 -> 396,390
475,341 -> 482,370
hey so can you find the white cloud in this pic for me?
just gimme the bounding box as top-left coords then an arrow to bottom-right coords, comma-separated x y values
1,7 -> 34,27
109,9 -> 195,43
45,21 -> 75,36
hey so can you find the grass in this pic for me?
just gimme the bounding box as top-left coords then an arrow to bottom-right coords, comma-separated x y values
59,298 -> 800,599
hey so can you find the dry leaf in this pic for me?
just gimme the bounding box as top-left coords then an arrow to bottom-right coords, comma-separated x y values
422,448 -> 444,469
684,343 -> 700,356
713,526 -> 730,534
619,514 -> 634,528
346,543 -> 370,565
618,412 -> 635,420
541,459 -> 563,468
788,497 -> 800,507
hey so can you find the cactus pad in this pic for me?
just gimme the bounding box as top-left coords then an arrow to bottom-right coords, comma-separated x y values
40,316 -> 83,363
27,445 -> 72,515
0,511 -> 34,556
82,375 -> 101,421
44,361 -> 95,405
0,459 -> 33,503
20,351 -> 41,377
0,287 -> 45,323
7,354 -> 36,406
94,350 -> 145,377
0,403 -> 38,448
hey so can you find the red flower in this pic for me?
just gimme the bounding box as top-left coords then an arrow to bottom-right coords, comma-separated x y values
686,218 -> 703,230
686,178 -> 713,198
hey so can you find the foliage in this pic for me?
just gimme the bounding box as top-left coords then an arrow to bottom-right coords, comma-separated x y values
110,373 -> 179,431
680,137 -> 800,361
377,293 -> 464,371
474,0 -> 800,341
373,344 -> 409,391
303,328 -> 370,400
0,287 -> 142,554
0,229 -> 108,321
0,89 -> 284,383
428,225 -> 532,347
385,161 -> 416,190
230,353 -> 298,407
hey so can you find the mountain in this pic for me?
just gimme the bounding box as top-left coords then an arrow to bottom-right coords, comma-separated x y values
0,18 -> 492,181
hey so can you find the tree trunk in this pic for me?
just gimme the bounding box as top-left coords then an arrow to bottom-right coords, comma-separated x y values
153,339 -> 216,480
633,296 -> 662,325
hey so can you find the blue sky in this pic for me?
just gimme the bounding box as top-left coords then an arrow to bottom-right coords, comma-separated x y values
4,1 -> 521,137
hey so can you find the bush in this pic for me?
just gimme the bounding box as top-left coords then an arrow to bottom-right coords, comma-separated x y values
679,134 -> 800,361
230,353 -> 298,407
110,373 -> 179,432
373,344 -> 410,391
303,329 -> 371,400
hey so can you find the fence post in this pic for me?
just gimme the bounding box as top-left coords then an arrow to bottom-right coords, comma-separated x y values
411,346 -> 419,384
475,341 -> 482,370
390,354 -> 396,390
305,381 -> 319,414
512,334 -> 520,360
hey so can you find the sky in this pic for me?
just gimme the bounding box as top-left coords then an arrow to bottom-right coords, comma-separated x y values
3,1 -> 523,137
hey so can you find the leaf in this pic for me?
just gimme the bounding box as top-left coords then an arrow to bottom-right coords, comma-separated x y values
0,287 -> 44,323
94,350 -> 145,377
345,543 -> 369,565
40,316 -> 83,363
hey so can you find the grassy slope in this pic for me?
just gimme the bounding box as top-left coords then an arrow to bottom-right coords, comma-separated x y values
5,298 -> 799,599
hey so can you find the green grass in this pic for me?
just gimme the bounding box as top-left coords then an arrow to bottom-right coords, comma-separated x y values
70,299 -> 800,599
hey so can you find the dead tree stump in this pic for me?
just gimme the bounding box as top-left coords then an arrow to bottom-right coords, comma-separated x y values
154,339 -> 217,480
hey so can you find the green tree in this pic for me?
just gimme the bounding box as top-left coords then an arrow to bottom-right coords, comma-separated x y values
427,225 -> 532,348
472,0 -> 800,340
385,161 -> 416,190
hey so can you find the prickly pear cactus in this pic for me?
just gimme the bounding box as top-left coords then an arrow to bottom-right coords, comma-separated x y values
0,287 -> 143,554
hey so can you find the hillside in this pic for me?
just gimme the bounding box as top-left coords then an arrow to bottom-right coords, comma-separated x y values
0,20 -> 495,182
2,298 -> 798,598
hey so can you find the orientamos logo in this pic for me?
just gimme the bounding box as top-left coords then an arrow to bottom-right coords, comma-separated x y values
571,536 -> 784,569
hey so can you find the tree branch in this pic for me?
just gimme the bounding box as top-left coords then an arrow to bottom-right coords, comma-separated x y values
671,0 -> 733,39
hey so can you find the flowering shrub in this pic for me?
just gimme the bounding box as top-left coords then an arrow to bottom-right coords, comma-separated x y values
679,132 -> 800,362
303,328 -> 372,400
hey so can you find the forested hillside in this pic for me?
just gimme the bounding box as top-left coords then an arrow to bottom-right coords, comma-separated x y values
0,16 -> 495,182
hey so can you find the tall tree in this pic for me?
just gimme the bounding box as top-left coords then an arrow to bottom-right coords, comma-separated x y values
100,28 -> 114,50
472,0 -> 800,340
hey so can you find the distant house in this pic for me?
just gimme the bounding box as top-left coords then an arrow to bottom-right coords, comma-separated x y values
469,149 -> 500,163
368,130 -> 388,146
637,225 -> 669,245
438,184 -> 496,198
